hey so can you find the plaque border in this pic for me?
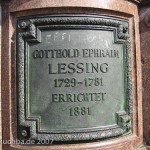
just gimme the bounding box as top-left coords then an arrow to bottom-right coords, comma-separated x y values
17,15 -> 132,142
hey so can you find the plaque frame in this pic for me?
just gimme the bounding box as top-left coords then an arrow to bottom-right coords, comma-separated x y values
17,15 -> 132,142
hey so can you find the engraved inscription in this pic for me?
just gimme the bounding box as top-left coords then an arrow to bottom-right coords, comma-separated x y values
70,107 -> 91,116
17,15 -> 132,142
28,30 -> 124,129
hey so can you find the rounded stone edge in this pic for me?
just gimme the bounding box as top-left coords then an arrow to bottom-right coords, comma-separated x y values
0,0 -> 143,3
128,0 -> 142,4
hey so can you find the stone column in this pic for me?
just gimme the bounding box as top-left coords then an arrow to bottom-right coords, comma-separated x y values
139,1 -> 150,149
1,0 -> 143,149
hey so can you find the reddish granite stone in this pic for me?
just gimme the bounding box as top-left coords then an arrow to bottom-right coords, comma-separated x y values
1,0 -> 143,149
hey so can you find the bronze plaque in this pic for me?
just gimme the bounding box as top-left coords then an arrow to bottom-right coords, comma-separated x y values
17,15 -> 132,143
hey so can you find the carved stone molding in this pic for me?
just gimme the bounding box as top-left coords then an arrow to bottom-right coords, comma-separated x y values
125,0 -> 144,3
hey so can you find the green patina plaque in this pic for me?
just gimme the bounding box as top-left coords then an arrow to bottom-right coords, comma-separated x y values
17,15 -> 132,142
29,30 -> 124,129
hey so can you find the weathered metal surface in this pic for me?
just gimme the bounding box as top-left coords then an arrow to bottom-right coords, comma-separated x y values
17,15 -> 132,143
